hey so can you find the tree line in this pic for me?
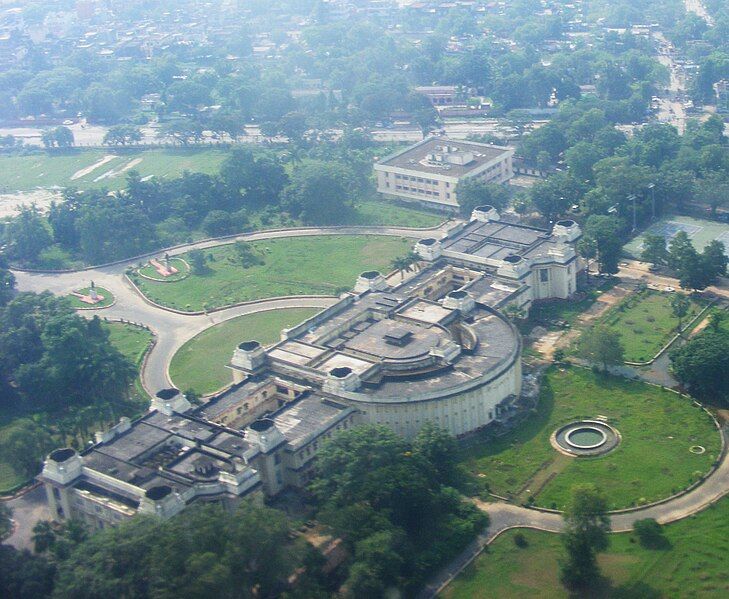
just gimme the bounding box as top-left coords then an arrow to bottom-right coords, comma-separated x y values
2,141 -> 375,268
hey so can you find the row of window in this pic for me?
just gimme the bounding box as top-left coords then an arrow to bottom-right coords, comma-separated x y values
385,173 -> 451,188
393,184 -> 450,199
387,172 -> 451,187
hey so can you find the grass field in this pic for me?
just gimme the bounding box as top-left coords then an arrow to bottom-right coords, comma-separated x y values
444,498 -> 729,598
624,215 -> 729,259
460,367 -> 720,510
0,148 -> 228,192
349,198 -> 443,228
169,308 -> 320,395
129,235 -> 412,312
579,289 -> 707,363
104,321 -> 154,366
0,425 -> 26,493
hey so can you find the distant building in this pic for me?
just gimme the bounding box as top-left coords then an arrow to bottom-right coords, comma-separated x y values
374,137 -> 514,210
414,85 -> 460,106
714,80 -> 729,114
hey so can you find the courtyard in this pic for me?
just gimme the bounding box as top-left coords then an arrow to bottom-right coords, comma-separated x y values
459,367 -> 720,511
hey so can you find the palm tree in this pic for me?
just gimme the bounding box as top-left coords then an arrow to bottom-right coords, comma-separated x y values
390,256 -> 412,281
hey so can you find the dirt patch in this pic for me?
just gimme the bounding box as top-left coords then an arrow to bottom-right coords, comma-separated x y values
0,189 -> 62,218
70,155 -> 116,180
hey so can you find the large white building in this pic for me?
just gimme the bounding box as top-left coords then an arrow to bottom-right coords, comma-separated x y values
41,208 -> 581,526
374,137 -> 514,210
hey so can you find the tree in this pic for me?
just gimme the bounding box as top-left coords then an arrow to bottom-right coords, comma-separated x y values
3,205 -> 53,264
633,518 -> 669,549
529,173 -> 583,222
668,231 -> 697,272
455,179 -> 510,218
702,240 -> 728,281
282,162 -> 355,225
201,210 -> 234,237
52,502 -> 305,598
412,421 -> 459,488
311,425 -> 487,592
669,235 -> 726,291
41,126 -> 74,148
560,484 -> 610,590
103,125 -> 142,146
579,325 -> 624,371
159,118 -> 204,145
670,294 -> 690,333
0,419 -> 53,477
0,255 -> 16,306
219,148 -> 288,210
83,83 -> 126,122
0,544 -> 55,599
670,330 -> 729,405
187,249 -> 209,275
581,215 -> 624,274
641,233 -> 669,266
0,503 -> 11,539
76,196 -> 157,265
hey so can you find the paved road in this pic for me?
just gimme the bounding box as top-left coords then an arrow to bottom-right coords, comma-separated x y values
3,486 -> 50,551
12,225 -> 452,394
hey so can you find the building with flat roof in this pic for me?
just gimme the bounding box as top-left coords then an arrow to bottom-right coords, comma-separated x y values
41,207 -> 581,527
374,136 -> 514,210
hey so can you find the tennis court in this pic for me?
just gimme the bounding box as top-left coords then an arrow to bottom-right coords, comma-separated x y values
624,215 -> 729,258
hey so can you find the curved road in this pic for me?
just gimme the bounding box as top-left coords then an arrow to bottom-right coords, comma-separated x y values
12,224 -> 452,393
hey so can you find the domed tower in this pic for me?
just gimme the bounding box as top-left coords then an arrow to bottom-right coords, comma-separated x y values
415,237 -> 443,261
41,448 -> 84,521
151,388 -> 192,415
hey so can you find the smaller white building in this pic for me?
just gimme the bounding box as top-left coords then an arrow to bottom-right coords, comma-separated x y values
374,136 -> 514,210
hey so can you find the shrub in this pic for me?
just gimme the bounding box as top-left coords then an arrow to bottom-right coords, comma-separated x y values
513,532 -> 528,548
633,518 -> 669,549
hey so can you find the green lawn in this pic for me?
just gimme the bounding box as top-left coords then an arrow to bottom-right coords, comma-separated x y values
0,148 -> 228,192
348,198 -> 443,228
169,308 -> 320,395
460,367 -> 720,510
104,321 -> 154,366
67,286 -> 115,309
444,498 -> 729,598
129,235 -> 412,312
0,425 -> 26,493
581,289 -> 707,363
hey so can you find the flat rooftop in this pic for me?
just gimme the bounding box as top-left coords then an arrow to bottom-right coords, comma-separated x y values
377,137 -> 512,177
270,395 -> 354,451
443,219 -> 556,260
